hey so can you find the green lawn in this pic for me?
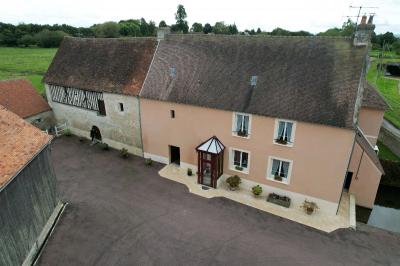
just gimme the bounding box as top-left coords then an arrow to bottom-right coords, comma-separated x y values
366,58 -> 400,129
0,47 -> 57,93
377,141 -> 400,162
370,49 -> 400,59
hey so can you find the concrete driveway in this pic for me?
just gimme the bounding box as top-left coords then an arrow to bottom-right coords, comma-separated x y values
38,137 -> 400,266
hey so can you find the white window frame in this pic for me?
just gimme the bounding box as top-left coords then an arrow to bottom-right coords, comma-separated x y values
273,119 -> 296,147
229,147 -> 250,174
232,112 -> 252,139
266,156 -> 293,185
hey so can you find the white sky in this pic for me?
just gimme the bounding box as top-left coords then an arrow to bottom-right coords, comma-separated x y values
2,0 -> 399,34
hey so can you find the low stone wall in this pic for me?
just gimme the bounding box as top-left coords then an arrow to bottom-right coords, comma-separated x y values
379,127 -> 400,157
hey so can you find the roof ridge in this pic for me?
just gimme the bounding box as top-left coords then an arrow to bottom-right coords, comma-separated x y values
168,33 -> 352,40
65,36 -> 157,41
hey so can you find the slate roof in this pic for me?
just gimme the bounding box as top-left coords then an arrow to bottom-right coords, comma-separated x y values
361,82 -> 389,110
0,105 -> 52,188
44,37 -> 158,96
0,79 -> 51,118
355,128 -> 384,174
141,35 -> 368,129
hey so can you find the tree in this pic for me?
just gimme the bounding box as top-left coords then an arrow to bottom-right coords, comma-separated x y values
392,40 -> 400,55
119,20 -> 141,36
340,19 -> 355,36
35,30 -> 68,47
203,23 -> 212,34
191,22 -> 203,32
93,22 -> 120,38
380,32 -> 397,46
256,28 -> 262,34
18,34 -> 36,47
173,4 -> 189,33
213,22 -> 229,34
228,24 -> 238,35
318,27 -> 341,36
159,20 -> 167,27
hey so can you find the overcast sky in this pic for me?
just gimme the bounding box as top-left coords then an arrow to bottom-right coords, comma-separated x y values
2,0 -> 399,34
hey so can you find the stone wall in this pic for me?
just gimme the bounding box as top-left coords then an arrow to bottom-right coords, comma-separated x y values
45,84 -> 143,156
25,110 -> 55,131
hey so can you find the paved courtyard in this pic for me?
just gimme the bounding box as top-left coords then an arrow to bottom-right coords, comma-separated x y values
38,137 -> 400,265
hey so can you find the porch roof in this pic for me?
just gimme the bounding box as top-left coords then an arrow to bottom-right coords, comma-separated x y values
196,136 -> 225,154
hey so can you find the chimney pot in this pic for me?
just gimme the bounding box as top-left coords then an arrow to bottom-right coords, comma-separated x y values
360,15 -> 367,25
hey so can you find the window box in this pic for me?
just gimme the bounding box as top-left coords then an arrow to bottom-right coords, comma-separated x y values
267,193 -> 291,208
235,165 -> 243,171
237,130 -> 248,137
274,138 -> 288,145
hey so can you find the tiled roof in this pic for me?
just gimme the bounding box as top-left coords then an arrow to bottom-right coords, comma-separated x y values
361,82 -> 389,110
0,105 -> 52,188
0,79 -> 51,118
141,35 -> 368,129
44,37 -> 158,96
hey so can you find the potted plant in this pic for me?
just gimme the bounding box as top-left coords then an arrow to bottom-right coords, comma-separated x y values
187,168 -> 193,176
274,175 -> 283,181
64,129 -> 72,137
301,200 -> 319,215
252,185 -> 263,196
100,143 -> 109,150
119,148 -> 129,158
144,158 -> 153,166
226,175 -> 241,191
235,165 -> 243,171
267,193 -> 291,208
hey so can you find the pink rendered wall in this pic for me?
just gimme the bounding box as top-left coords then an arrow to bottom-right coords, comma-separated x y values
358,107 -> 384,146
348,143 -> 382,208
141,99 -> 355,204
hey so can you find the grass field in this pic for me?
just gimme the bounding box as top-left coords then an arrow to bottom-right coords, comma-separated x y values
0,47 -> 57,93
370,49 -> 400,59
377,141 -> 400,162
366,58 -> 400,129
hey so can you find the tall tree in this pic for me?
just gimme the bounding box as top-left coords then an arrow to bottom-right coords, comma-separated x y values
228,24 -> 238,35
173,4 -> 189,33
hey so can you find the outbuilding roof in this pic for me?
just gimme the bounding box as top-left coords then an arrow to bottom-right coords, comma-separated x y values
44,37 -> 158,96
141,34 -> 368,129
361,82 -> 389,110
0,79 -> 51,118
0,105 -> 52,188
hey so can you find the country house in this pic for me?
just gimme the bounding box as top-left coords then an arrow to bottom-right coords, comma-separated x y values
43,15 -> 385,215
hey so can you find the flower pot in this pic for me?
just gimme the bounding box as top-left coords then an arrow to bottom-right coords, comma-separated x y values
306,207 -> 314,215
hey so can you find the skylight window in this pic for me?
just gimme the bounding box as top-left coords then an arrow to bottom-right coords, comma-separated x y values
250,75 -> 258,86
169,67 -> 176,77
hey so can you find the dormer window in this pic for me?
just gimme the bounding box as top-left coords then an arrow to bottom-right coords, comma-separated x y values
274,119 -> 295,146
250,75 -> 258,86
233,113 -> 251,138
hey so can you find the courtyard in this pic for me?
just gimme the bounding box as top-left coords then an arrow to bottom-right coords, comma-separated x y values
37,136 -> 400,265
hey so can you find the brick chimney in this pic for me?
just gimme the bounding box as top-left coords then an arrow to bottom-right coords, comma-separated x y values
353,15 -> 375,46
157,27 -> 171,41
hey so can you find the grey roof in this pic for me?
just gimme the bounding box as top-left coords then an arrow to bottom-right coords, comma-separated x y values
355,128 -> 384,174
362,82 -> 390,110
44,37 -> 157,96
140,34 -> 368,129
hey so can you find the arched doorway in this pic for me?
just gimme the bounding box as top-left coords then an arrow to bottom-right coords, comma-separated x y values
90,126 -> 102,142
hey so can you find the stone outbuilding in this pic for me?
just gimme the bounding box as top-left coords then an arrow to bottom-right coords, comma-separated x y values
43,37 -> 157,155
0,79 -> 53,130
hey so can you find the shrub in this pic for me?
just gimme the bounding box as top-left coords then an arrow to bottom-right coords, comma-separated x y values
252,185 -> 263,196
301,200 -> 319,215
64,129 -> 72,137
187,168 -> 193,176
18,34 -> 36,47
145,158 -> 153,166
226,175 -> 241,189
119,148 -> 129,158
35,30 -> 68,48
